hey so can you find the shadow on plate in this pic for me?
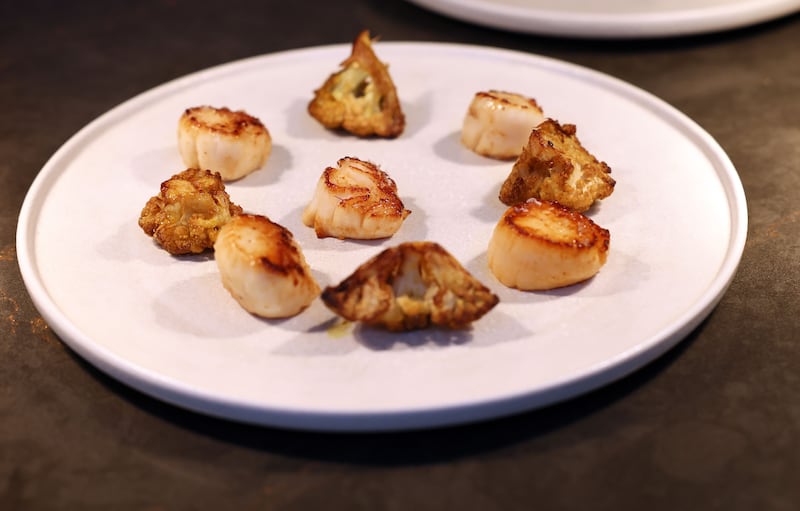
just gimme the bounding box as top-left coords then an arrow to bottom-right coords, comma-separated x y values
61,311 -> 701,466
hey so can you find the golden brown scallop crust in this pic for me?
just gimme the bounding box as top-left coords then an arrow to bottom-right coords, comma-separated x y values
221,214 -> 312,279
488,199 -> 610,291
302,156 -> 411,239
178,106 -> 272,181
180,106 -> 267,137
308,30 -> 405,138
214,214 -> 320,318
498,119 -> 615,212
461,90 -> 546,160
322,241 -> 499,331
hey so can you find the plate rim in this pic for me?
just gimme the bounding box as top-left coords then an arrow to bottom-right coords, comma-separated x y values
16,42 -> 748,432
405,0 -> 800,38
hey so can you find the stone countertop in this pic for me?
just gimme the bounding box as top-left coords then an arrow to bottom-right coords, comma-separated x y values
1,1 -> 798,509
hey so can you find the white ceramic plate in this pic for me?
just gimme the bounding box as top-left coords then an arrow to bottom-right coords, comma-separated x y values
17,42 -> 746,432
406,0 -> 800,38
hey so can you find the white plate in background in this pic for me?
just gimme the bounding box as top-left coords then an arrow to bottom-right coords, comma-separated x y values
406,0 -> 800,38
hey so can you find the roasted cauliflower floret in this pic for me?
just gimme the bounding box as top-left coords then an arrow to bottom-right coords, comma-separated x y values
138,168 -> 243,255
498,119 -> 615,212
302,156 -> 411,239
308,30 -> 405,138
321,242 -> 499,331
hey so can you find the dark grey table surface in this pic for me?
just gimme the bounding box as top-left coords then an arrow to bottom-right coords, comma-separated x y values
2,1 -> 798,509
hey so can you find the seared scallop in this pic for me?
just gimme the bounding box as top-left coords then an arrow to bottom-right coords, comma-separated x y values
322,241 -> 499,331
214,214 -> 320,318
461,90 -> 546,160
302,157 -> 410,240
488,199 -> 609,291
178,106 -> 272,181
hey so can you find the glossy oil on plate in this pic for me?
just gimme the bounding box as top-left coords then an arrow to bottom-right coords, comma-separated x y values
17,42 -> 747,431
406,0 -> 800,38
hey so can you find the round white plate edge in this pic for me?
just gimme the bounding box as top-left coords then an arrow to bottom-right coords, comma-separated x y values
405,0 -> 800,38
16,43 -> 748,432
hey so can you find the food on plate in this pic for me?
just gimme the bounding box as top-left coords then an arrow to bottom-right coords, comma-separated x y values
214,214 -> 320,318
138,168 -> 243,255
178,105 -> 272,181
308,30 -> 405,138
321,241 -> 499,331
498,119 -> 615,212
488,199 -> 609,291
302,157 -> 410,239
461,90 -> 546,159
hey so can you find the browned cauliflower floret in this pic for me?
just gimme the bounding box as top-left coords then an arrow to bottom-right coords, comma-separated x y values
321,242 -> 499,331
138,168 -> 243,255
498,119 -> 615,212
308,30 -> 405,138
